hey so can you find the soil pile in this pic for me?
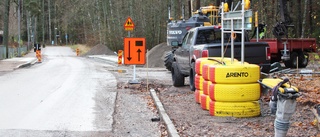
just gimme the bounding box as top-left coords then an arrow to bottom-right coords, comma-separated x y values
145,42 -> 171,68
84,44 -> 116,56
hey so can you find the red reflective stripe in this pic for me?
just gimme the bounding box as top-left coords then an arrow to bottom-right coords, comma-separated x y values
209,83 -> 216,101
209,100 -> 215,116
209,66 -> 216,83
202,50 -> 208,57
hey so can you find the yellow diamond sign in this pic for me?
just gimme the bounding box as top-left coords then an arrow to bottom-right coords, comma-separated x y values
124,16 -> 135,31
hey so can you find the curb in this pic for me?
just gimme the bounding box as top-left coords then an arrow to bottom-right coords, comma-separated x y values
93,55 -> 178,135
15,59 -> 38,69
88,56 -> 118,65
90,56 -> 168,71
150,89 -> 180,137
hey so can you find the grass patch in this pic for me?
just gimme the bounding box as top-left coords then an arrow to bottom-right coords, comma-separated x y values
69,44 -> 91,55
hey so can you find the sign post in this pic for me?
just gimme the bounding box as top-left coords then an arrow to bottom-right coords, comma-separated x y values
124,16 -> 143,84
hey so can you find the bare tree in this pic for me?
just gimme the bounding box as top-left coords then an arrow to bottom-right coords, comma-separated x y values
301,0 -> 308,38
3,0 -> 10,58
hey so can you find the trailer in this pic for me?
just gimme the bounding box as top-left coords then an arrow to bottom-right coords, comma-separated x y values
251,38 -> 318,68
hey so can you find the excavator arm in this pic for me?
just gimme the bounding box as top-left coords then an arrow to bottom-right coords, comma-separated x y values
273,0 -> 292,39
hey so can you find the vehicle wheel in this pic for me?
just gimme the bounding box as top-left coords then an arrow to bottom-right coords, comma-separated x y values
209,83 -> 261,102
283,60 -> 292,68
209,100 -> 261,117
164,51 -> 174,71
284,52 -> 298,68
299,52 -> 309,68
291,52 -> 299,68
189,62 -> 196,91
171,62 -> 185,87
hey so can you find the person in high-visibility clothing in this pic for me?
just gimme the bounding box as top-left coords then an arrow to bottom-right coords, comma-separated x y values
251,23 -> 266,39
259,24 -> 266,39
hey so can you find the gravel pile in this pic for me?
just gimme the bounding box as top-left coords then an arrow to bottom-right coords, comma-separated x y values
84,44 -> 116,56
145,42 -> 171,68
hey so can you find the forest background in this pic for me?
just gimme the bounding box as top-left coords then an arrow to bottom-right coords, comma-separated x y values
1,0 -> 320,51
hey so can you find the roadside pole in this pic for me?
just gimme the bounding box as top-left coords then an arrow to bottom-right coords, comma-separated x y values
123,16 -> 145,84
255,12 -> 259,42
128,30 -> 139,84
65,33 -> 68,46
18,0 -> 21,57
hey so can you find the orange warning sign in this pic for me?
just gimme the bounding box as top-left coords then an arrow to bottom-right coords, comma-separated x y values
124,16 -> 135,31
124,38 -> 146,65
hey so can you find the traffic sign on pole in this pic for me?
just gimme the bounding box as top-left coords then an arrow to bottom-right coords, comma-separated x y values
124,37 -> 146,65
124,16 -> 135,31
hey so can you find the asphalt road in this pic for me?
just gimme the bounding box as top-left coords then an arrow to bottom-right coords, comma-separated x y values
0,47 -> 117,136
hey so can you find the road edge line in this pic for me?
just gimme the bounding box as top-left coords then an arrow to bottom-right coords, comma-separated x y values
150,88 -> 179,137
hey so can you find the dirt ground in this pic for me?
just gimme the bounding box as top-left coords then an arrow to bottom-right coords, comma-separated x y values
88,44 -> 320,136
158,77 -> 320,137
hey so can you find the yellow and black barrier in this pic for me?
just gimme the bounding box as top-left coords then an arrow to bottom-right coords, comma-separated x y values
194,57 -> 261,118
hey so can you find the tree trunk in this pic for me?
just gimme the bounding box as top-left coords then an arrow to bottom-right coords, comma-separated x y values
27,11 -> 31,51
95,0 -> 102,44
297,0 -> 302,37
83,19 -> 87,44
3,0 -> 10,58
18,0 -> 21,57
108,0 -> 116,48
102,0 -> 107,45
34,17 -> 37,44
48,0 -> 52,44
54,1 -> 57,45
309,0 -> 313,35
42,0 -> 45,44
301,0 -> 308,38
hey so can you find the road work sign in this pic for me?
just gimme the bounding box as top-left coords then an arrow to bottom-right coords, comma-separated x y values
124,37 -> 146,65
124,16 -> 135,31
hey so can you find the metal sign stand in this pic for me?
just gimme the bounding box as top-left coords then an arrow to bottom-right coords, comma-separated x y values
221,0 -> 252,64
123,16 -> 140,84
127,31 -> 140,84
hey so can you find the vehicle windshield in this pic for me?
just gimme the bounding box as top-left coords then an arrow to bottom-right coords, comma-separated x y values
195,29 -> 242,44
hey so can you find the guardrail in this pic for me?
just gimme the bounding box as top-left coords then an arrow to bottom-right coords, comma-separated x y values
0,45 -> 30,60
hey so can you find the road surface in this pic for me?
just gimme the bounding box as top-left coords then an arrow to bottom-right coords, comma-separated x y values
0,47 -> 117,136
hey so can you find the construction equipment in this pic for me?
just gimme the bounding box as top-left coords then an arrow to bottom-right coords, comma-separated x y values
167,4 -> 219,47
192,5 -> 220,26
259,78 -> 300,137
272,0 -> 292,39
256,0 -> 318,68
165,0 -> 222,71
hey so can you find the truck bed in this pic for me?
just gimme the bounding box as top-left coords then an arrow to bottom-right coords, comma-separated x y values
251,38 -> 317,54
205,42 -> 270,65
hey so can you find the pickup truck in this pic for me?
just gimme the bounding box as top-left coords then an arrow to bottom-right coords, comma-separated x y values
171,26 -> 271,91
